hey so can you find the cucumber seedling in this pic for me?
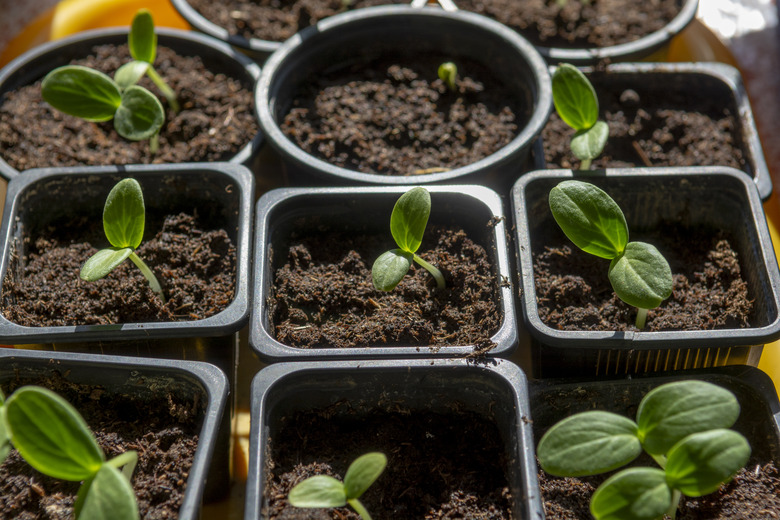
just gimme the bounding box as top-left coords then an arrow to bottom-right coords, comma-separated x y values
288,452 -> 387,520
537,380 -> 751,520
549,179 -> 672,328
552,63 -> 608,170
41,9 -> 177,153
372,187 -> 445,292
0,386 -> 139,519
438,62 -> 458,92
80,178 -> 165,303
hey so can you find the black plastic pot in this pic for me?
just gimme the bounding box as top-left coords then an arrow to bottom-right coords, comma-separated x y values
511,167 -> 780,378
541,62 -> 773,200
255,5 -> 552,189
0,163 -> 253,494
245,359 -> 542,520
530,365 -> 780,516
457,0 -> 698,64
0,348 -> 229,514
250,185 -> 518,361
0,27 -> 263,181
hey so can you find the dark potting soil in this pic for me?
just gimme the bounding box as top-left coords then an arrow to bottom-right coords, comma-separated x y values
265,402 -> 512,519
281,55 -> 523,175
186,0 -> 409,42
270,225 -> 500,351
457,0 -> 681,49
0,43 -> 257,171
1,212 -> 236,326
0,371 -> 202,519
533,228 -> 753,331
541,73 -> 747,170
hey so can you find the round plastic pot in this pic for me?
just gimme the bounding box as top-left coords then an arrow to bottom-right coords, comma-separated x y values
511,167 -> 780,378
541,62 -> 773,200
245,359 -> 542,520
0,348 -> 229,513
530,365 -> 780,508
529,0 -> 699,64
0,27 -> 263,181
256,5 -> 552,188
250,185 -> 518,361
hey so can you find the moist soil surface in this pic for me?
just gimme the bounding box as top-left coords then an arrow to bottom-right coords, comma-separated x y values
270,225 -> 500,352
457,0 -> 681,49
281,55 -> 523,176
1,212 -> 236,326
541,72 -> 747,170
0,43 -> 257,171
186,0 -> 409,42
0,371 -> 202,519
265,402 -> 512,519
533,228 -> 753,331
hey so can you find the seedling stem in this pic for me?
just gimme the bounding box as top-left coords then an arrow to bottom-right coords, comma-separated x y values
129,252 -> 165,303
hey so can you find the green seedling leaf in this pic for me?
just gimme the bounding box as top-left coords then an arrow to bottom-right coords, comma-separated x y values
129,8 -> 156,64
552,63 -> 599,131
6,386 -> 103,481
80,247 -> 134,282
438,62 -> 458,92
372,249 -> 412,292
571,120 -> 609,162
41,65 -> 122,122
636,381 -> 741,456
608,241 -> 673,310
103,178 -> 145,249
114,85 -> 165,141
75,464 -> 139,520
0,408 -> 9,465
390,187 -> 430,254
344,452 -> 387,499
590,467 -> 671,520
114,61 -> 149,90
537,411 -> 642,477
549,180 -> 628,259
665,429 -> 751,497
289,475 -> 347,508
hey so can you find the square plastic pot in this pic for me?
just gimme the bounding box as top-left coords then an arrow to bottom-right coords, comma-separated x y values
250,185 -> 518,361
0,348 -> 229,514
0,27 -> 264,180
529,365 -> 780,515
245,359 -> 542,520
511,167 -> 780,378
540,62 -> 772,200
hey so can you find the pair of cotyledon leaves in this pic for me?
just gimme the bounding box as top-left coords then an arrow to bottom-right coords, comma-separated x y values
0,387 -> 138,519
537,380 -> 751,520
549,180 -> 673,310
41,9 -> 165,142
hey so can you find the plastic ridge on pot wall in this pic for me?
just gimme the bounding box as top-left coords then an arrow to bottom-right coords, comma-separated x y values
245,359 -> 543,520
0,27 -> 264,181
0,348 -> 229,517
542,62 -> 773,200
532,0 -> 699,64
250,185 -> 518,361
0,163 -> 254,498
255,5 -> 552,189
511,167 -> 780,378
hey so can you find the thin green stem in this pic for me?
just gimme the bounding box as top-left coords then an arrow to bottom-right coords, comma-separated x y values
149,133 -> 160,155
146,66 -> 180,113
347,498 -> 372,520
106,451 -> 138,481
635,307 -> 649,329
413,254 -> 445,289
665,489 -> 682,520
579,158 -> 592,170
129,252 -> 165,303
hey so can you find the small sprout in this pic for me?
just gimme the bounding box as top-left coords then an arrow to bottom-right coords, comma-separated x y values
537,380 -> 751,520
289,452 -> 387,520
80,178 -> 165,303
372,187 -> 445,291
0,386 -> 139,520
438,62 -> 458,92
552,63 -> 608,170
549,180 -> 672,329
